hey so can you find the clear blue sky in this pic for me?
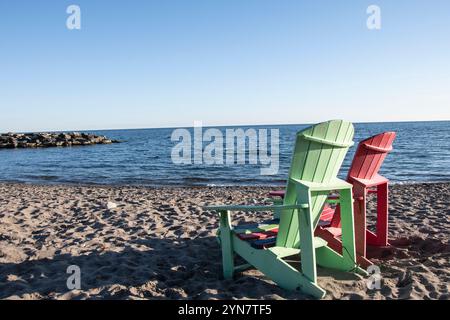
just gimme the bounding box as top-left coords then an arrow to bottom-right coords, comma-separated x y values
1,0 -> 449,132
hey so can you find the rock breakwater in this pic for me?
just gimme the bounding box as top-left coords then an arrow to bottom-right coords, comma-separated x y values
0,132 -> 120,149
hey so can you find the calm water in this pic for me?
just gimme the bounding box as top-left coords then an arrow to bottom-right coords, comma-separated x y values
0,121 -> 449,186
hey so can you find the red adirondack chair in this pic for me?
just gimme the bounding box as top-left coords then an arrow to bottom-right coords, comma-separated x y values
269,132 -> 396,268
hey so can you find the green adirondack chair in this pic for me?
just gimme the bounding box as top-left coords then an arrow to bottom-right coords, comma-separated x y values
204,120 -> 367,299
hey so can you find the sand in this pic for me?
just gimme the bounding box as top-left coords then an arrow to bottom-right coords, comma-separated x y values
0,182 -> 448,300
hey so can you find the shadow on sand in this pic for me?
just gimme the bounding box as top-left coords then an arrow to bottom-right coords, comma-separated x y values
0,235 -> 370,300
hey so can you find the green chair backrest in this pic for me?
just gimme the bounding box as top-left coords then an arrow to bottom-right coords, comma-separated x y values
276,120 -> 355,248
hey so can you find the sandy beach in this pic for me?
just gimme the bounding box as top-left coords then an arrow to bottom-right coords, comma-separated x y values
0,182 -> 448,300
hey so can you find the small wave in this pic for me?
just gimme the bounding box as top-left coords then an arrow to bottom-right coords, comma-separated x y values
22,175 -> 59,181
182,177 -> 210,183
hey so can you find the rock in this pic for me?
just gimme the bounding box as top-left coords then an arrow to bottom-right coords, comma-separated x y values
0,132 -> 121,149
9,139 -> 18,148
58,133 -> 71,140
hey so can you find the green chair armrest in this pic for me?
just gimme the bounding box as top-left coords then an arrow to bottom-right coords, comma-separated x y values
289,178 -> 352,191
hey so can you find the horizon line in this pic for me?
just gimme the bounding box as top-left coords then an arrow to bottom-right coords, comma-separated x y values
2,118 -> 449,134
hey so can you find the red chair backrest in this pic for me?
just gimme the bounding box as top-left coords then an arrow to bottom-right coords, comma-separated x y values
347,132 -> 396,181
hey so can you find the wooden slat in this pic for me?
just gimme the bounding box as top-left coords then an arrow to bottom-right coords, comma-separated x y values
323,122 -> 353,182
278,125 -> 315,248
301,122 -> 330,181
312,120 -> 342,183
289,129 -> 313,179
285,122 -> 329,248
364,133 -> 389,179
282,184 -> 303,248
355,134 -> 384,179
276,180 -> 298,247
365,132 -> 396,179
347,142 -> 369,179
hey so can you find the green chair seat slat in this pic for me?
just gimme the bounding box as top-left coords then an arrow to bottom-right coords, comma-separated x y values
269,237 -> 328,257
234,224 -> 279,234
313,237 -> 328,248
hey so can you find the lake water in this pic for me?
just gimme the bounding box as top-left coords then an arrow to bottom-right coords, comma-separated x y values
0,121 -> 449,186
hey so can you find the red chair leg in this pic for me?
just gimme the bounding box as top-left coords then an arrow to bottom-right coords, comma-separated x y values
375,182 -> 389,246
353,184 -> 367,262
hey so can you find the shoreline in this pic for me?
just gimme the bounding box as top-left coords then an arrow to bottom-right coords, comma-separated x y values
0,182 -> 448,299
1,181 -> 449,190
